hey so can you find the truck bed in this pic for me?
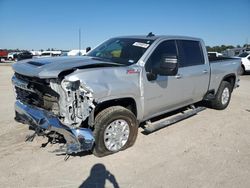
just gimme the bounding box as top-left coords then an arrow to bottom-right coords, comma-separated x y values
209,56 -> 237,63
209,57 -> 240,93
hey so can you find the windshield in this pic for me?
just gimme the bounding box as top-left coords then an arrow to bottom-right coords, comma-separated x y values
87,38 -> 154,65
238,52 -> 249,57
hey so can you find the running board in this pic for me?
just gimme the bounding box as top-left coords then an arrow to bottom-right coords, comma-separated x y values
143,106 -> 206,134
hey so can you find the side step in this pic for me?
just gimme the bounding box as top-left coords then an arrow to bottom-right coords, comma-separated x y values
143,106 -> 206,134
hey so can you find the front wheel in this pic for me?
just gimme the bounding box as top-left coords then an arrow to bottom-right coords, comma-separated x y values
93,106 -> 138,157
210,81 -> 232,110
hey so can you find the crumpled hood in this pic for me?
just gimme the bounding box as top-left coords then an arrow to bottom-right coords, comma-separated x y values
12,56 -> 120,78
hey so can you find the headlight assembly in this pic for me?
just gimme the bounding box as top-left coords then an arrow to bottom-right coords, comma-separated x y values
61,79 -> 80,91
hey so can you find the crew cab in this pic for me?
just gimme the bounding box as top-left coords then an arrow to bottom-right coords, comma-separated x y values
11,34 -> 241,157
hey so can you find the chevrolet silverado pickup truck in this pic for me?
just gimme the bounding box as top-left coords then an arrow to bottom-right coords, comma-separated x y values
12,34 -> 241,157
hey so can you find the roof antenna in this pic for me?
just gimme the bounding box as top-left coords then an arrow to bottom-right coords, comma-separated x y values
147,32 -> 155,37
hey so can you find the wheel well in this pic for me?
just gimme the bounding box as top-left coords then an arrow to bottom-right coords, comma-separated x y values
94,98 -> 137,117
241,64 -> 245,71
223,74 -> 236,89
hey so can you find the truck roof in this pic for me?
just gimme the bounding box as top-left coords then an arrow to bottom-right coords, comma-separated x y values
114,35 -> 202,41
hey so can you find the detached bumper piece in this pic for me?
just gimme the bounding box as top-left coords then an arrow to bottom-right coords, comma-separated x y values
14,101 -> 94,154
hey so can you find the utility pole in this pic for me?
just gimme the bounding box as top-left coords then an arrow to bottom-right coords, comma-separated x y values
79,28 -> 81,56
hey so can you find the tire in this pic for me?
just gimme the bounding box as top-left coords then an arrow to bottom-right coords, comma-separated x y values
210,81 -> 232,110
93,106 -> 138,157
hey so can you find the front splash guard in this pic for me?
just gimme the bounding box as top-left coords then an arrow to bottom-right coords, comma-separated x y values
14,101 -> 95,154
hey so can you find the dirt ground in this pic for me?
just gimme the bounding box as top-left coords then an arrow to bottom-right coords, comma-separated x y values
0,65 -> 250,188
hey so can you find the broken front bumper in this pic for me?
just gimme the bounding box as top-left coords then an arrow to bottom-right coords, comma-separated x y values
14,100 -> 95,154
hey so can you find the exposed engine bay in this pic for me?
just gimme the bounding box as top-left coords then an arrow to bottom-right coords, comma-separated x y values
50,78 -> 95,127
13,72 -> 95,128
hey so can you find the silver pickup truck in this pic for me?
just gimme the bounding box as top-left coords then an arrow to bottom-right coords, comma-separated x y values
12,34 -> 241,157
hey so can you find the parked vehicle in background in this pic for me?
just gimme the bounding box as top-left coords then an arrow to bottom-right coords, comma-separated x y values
12,34 -> 241,157
0,49 -> 8,62
40,51 -> 62,57
60,51 -> 69,56
238,52 -> 250,74
8,52 -> 20,61
222,46 -> 250,57
208,52 -> 223,58
16,51 -> 33,61
30,51 -> 42,56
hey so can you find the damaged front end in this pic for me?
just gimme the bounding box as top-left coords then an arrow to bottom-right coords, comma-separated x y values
12,73 -> 95,154
50,78 -> 95,127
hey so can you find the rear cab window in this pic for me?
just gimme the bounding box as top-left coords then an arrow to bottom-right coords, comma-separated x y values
177,40 -> 205,67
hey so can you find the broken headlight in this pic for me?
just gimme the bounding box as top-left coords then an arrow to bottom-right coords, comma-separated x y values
61,79 -> 80,91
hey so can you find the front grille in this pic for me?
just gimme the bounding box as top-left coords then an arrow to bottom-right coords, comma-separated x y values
14,73 -> 59,113
15,72 -> 48,85
15,86 -> 43,107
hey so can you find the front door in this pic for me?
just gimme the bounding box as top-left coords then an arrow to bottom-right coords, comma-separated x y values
143,40 -> 194,119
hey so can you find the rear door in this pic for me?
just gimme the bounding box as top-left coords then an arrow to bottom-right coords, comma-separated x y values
176,40 -> 210,101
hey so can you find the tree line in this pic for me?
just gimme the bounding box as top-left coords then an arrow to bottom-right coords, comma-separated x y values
206,44 -> 249,53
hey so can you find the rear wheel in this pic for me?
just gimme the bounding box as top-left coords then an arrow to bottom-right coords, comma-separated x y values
93,106 -> 138,157
210,81 -> 232,110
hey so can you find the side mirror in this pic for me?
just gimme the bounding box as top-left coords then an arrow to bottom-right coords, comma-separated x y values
86,47 -> 91,53
152,55 -> 178,76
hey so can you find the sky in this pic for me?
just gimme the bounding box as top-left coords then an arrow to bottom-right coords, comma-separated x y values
0,0 -> 249,50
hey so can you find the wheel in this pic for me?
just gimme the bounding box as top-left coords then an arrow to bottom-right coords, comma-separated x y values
93,106 -> 138,157
210,81 -> 232,110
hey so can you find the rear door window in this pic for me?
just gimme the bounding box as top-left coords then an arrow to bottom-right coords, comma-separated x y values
177,40 -> 204,67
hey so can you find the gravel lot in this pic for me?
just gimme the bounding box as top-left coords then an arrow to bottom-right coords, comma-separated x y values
0,66 -> 250,188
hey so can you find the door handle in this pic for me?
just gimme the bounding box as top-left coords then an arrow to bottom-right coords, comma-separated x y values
203,70 -> 208,74
175,74 -> 182,79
